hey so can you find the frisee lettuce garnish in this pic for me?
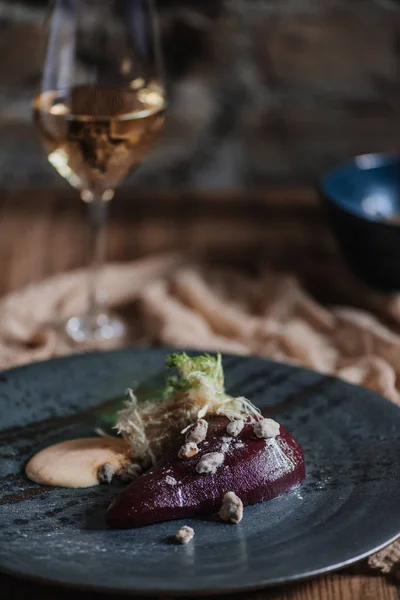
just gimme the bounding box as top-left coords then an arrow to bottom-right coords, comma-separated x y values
115,352 -> 260,467
164,352 -> 225,398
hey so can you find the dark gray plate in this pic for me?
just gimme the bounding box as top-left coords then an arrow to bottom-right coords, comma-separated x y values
0,347 -> 399,596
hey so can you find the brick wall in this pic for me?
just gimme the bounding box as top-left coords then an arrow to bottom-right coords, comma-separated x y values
1,0 -> 400,188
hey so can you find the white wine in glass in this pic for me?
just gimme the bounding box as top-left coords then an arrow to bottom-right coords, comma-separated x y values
33,0 -> 166,343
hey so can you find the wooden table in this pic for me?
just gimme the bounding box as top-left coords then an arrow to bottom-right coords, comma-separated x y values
0,187 -> 398,600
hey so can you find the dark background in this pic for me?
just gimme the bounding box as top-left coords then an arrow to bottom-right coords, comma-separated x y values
1,0 -> 400,189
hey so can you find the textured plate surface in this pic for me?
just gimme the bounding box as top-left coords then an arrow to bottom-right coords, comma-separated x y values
0,347 -> 399,595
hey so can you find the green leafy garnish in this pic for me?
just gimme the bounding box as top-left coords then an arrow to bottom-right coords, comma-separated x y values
164,352 -> 225,399
115,352 -> 261,465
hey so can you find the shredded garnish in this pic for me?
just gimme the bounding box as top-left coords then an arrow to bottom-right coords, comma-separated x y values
115,353 -> 261,466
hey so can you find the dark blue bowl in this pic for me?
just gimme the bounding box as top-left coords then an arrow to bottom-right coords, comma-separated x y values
319,153 -> 400,290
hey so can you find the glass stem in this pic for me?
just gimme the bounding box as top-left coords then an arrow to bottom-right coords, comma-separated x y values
86,195 -> 108,325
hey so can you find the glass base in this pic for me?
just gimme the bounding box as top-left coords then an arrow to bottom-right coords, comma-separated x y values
65,312 -> 126,344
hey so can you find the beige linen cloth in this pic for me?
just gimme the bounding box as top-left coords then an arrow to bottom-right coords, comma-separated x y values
0,252 -> 399,578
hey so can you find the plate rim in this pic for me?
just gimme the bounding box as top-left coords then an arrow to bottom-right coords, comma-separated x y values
0,344 -> 400,416
1,532 -> 399,597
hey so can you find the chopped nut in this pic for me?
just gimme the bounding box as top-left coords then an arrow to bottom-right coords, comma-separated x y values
253,418 -> 280,439
137,455 -> 152,472
186,419 -> 208,444
175,525 -> 195,544
165,475 -> 177,486
97,462 -> 116,484
226,419 -> 245,437
220,437 -> 232,453
178,442 -> 199,459
219,491 -> 243,524
121,462 -> 142,482
196,452 -> 224,474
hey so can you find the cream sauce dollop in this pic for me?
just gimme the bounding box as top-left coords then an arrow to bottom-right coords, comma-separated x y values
26,437 -> 129,488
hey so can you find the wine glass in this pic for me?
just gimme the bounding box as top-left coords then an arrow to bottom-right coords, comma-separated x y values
33,0 -> 166,343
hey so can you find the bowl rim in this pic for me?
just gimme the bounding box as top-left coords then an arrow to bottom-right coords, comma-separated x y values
319,152 -> 400,226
